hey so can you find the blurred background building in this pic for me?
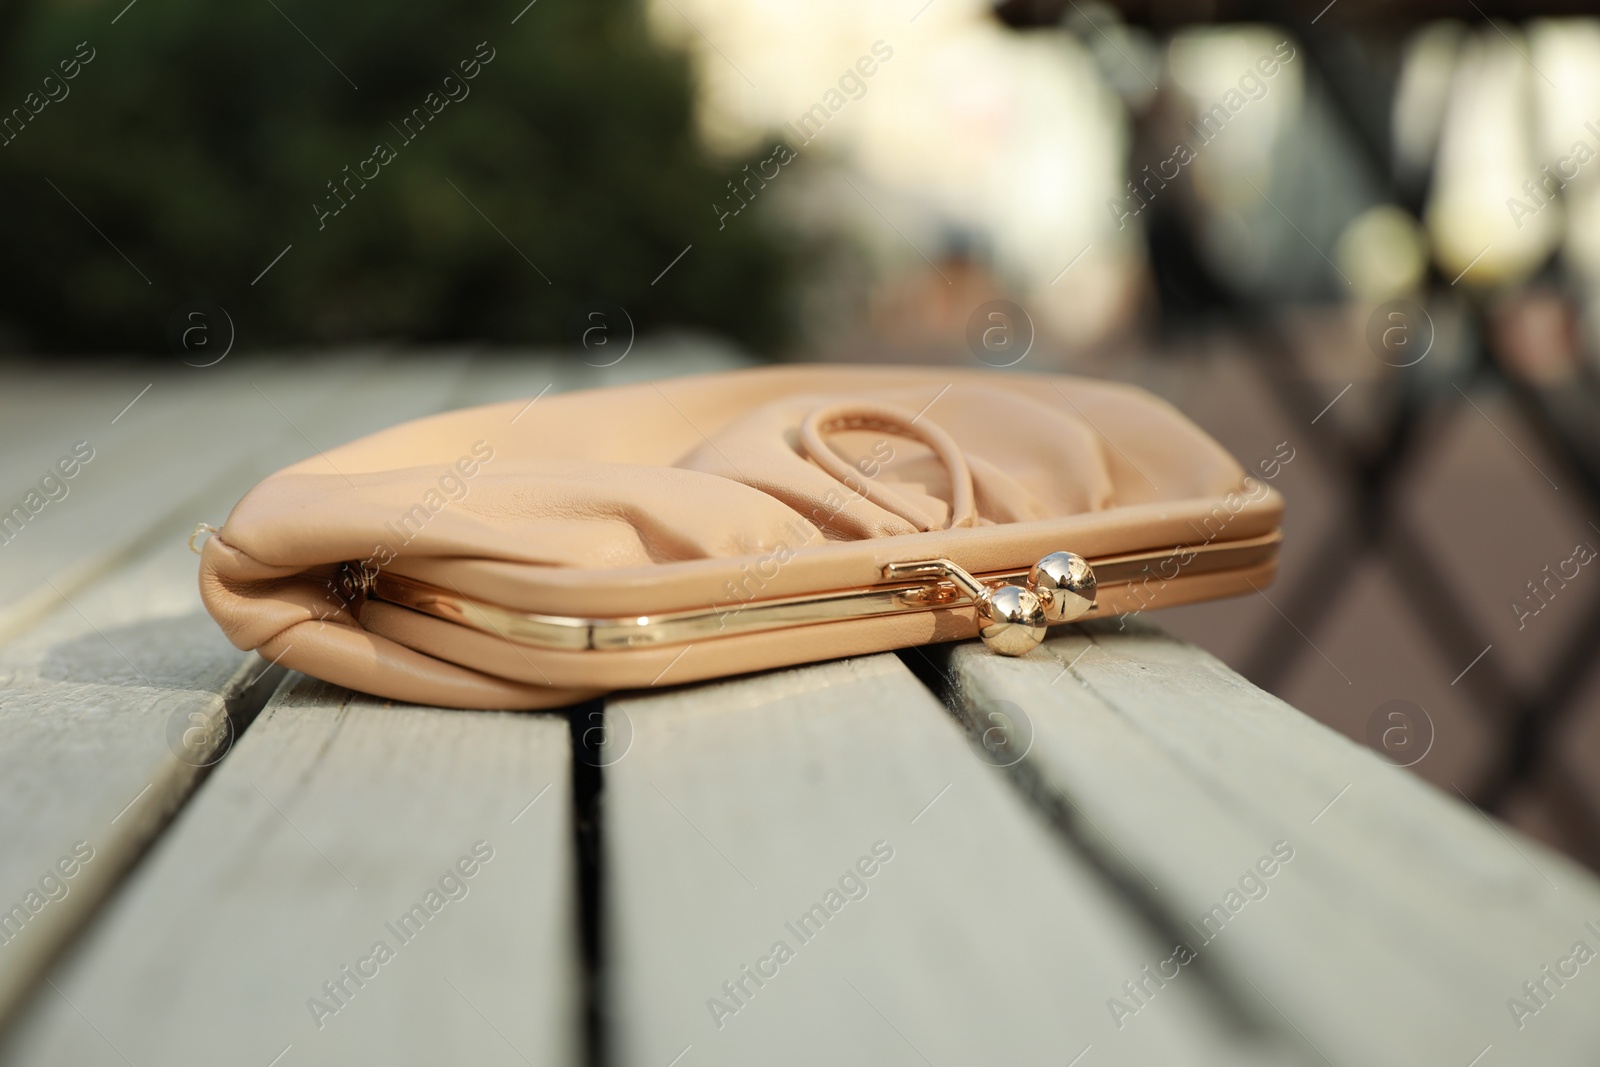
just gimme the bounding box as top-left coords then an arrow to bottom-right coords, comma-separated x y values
5,0 -> 1600,867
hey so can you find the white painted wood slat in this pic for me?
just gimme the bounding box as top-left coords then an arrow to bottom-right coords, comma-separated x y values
0,354 -> 424,644
0,354 -> 478,1026
0,348 -> 743,1061
603,653 -> 1295,1067
944,619 -> 1600,1067
0,674 -> 579,1067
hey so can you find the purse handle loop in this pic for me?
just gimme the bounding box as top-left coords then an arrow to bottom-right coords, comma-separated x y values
798,400 -> 977,531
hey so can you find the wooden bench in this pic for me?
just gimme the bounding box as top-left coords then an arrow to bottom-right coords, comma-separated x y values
1,351 -> 1597,1066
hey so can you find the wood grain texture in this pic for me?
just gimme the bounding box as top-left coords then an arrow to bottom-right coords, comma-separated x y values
0,347 -> 733,1052
0,674 -> 578,1067
0,354 -> 477,1026
603,653 -> 1295,1067
943,618 -> 1600,1067
0,547 -> 278,1031
0,353 -> 444,643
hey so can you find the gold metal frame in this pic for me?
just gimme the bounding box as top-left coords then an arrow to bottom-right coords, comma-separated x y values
363,531 -> 1279,652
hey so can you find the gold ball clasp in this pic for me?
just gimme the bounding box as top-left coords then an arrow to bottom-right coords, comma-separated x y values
1028,551 -> 1096,623
977,584 -> 1047,656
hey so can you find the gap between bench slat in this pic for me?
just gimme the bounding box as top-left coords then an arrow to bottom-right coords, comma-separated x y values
0,673 -> 578,1067
937,619 -> 1600,1067
0,354 -> 478,1031
601,652 -> 1294,1067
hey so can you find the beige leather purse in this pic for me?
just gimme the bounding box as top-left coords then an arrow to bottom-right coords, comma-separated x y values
198,365 -> 1282,709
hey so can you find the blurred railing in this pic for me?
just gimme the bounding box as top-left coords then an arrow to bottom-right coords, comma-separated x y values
1000,0 -> 1600,867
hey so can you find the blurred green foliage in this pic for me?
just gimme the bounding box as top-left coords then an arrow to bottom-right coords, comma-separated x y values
0,0 -> 799,353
